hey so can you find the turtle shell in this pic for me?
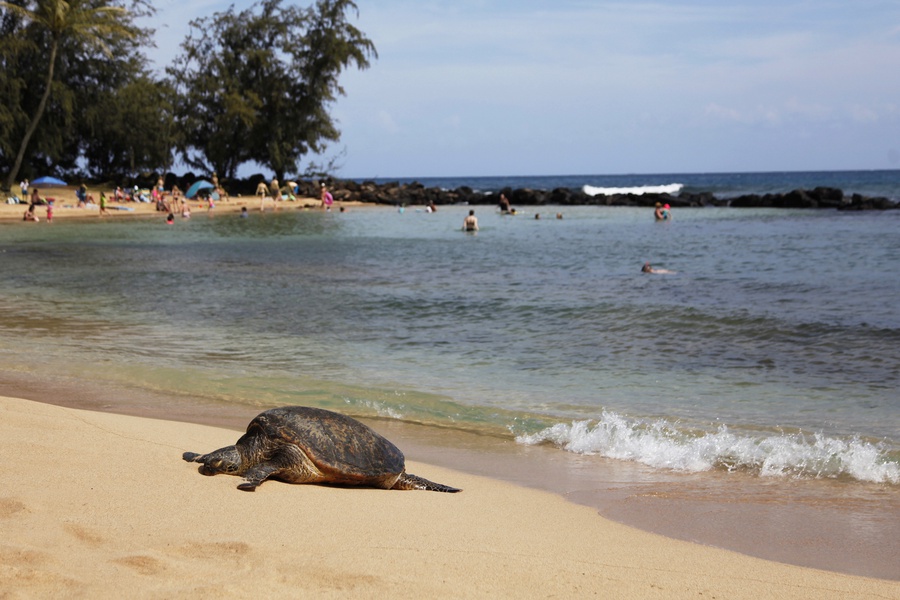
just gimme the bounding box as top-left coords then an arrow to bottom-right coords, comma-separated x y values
247,406 -> 405,480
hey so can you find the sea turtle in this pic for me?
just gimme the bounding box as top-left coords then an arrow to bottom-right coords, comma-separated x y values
183,406 -> 461,493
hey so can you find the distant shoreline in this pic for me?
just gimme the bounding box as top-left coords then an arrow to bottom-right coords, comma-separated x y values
0,186 -> 353,222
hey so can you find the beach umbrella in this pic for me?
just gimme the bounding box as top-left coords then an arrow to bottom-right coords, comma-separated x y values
185,180 -> 215,199
31,176 -> 67,186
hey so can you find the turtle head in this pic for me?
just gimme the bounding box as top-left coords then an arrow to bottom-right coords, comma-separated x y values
189,445 -> 245,476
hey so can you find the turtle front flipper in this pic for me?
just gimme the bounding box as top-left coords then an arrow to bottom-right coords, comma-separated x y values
237,462 -> 282,492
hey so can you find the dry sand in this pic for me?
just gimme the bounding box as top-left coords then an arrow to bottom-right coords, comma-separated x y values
1,185 -> 325,222
1,395 -> 897,599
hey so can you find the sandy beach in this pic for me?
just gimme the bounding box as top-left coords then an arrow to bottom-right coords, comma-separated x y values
1,185 -> 325,222
1,395 -> 897,599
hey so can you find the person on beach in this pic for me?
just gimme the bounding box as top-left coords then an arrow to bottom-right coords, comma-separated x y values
45,202 -> 53,223
152,187 -> 164,211
99,192 -> 108,216
166,212 -> 175,224
182,204 -> 192,218
20,179 -> 28,199
23,202 -> 39,222
211,172 -> 229,201
270,178 -> 280,203
463,209 -> 478,232
240,206 -> 249,218
256,180 -> 269,211
320,184 -> 333,211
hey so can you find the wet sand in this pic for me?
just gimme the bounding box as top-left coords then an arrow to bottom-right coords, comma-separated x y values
1,368 -> 898,586
2,393 -> 898,599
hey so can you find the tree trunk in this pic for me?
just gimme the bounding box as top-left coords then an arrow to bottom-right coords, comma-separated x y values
4,40 -> 59,190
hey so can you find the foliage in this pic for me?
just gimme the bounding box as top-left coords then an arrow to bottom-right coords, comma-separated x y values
0,0 -> 156,187
0,0 -> 374,187
168,0 -> 376,181
80,75 -> 177,180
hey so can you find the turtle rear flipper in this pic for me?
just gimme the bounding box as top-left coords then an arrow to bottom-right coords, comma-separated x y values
393,473 -> 461,493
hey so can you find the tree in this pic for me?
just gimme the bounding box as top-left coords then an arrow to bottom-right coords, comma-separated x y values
0,0 -> 148,189
80,75 -> 176,180
168,0 -> 376,181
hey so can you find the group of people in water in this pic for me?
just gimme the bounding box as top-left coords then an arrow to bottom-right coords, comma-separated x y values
15,178 -> 674,274
463,193 -> 674,274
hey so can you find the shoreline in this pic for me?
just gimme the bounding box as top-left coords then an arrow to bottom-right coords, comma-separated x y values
3,189 -> 897,586
1,394 -> 898,598
0,186 -> 334,222
2,370 -> 897,582
5,180 -> 898,223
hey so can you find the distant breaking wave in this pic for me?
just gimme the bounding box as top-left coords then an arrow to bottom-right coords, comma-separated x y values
515,411 -> 900,485
582,183 -> 683,196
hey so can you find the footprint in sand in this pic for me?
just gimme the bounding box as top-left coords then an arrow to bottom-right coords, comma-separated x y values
0,497 -> 28,518
63,523 -> 105,547
112,555 -> 167,576
0,546 -> 49,568
174,541 -> 252,561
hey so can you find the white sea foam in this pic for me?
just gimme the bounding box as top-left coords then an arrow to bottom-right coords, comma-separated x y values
582,183 -> 684,196
515,411 -> 900,484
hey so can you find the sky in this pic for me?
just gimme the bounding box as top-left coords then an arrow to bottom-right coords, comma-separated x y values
147,1 -> 900,178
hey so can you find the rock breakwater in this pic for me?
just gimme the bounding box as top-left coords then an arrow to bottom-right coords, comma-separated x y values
294,180 -> 897,210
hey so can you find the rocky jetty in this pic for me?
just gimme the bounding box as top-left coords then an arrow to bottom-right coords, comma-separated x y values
294,179 -> 898,210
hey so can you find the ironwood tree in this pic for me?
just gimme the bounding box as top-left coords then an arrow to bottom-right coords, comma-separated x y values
168,0 -> 376,181
0,0 -> 155,188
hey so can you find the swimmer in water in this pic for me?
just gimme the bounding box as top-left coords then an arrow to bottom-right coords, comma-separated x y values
463,209 -> 478,232
641,262 -> 674,274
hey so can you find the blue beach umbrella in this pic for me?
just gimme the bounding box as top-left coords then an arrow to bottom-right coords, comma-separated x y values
185,180 -> 215,199
31,176 -> 67,186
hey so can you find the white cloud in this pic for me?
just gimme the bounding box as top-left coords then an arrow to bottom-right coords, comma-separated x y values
850,106 -> 879,123
377,111 -> 400,134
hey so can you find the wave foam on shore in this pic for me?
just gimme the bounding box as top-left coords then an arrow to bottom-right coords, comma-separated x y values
516,411 -> 900,484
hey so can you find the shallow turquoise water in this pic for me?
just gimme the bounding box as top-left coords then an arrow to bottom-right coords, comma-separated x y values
1,204 -> 898,484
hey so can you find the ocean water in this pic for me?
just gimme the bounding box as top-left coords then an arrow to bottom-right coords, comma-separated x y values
364,169 -> 900,200
1,173 -> 898,493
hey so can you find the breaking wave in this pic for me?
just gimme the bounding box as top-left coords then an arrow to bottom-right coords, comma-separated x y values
582,183 -> 683,196
515,411 -> 900,485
